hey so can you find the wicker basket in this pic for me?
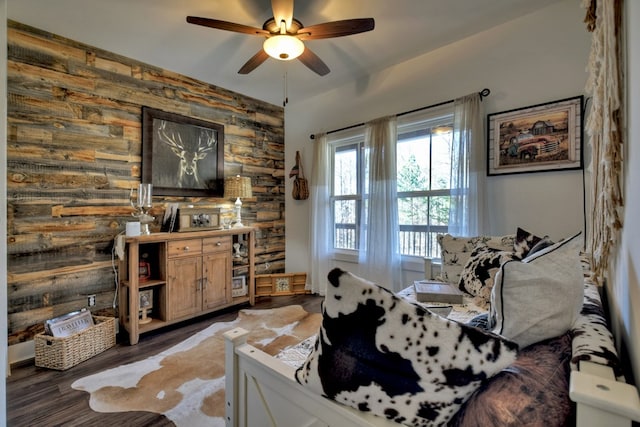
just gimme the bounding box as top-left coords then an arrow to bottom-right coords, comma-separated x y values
34,316 -> 116,370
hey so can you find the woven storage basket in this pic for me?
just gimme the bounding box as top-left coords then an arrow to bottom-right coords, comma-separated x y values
34,316 -> 116,370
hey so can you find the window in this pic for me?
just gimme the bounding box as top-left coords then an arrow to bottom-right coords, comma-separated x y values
330,109 -> 453,258
333,136 -> 362,251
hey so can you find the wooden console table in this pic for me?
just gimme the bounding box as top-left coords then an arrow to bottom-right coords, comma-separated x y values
118,227 -> 255,344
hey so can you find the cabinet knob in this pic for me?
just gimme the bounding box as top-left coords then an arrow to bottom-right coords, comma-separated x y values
216,241 -> 222,246
183,246 -> 189,251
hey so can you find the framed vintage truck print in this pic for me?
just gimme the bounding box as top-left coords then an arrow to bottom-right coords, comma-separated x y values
487,96 -> 583,176
142,107 -> 225,196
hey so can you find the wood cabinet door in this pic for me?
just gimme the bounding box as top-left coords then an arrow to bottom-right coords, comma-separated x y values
202,251 -> 231,309
167,256 -> 202,319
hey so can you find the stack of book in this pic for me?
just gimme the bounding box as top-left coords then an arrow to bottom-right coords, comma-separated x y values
413,280 -> 464,304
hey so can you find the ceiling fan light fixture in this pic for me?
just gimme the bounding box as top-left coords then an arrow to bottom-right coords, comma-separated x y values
263,35 -> 304,60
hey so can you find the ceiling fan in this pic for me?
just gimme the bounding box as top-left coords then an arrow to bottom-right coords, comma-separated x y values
186,0 -> 375,76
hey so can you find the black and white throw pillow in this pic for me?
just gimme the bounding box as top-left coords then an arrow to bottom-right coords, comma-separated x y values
458,246 -> 517,308
296,268 -> 519,427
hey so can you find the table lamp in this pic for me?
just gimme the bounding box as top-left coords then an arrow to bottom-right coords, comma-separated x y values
224,175 -> 252,228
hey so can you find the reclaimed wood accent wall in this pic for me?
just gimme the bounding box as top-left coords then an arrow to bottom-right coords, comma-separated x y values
6,21 -> 286,345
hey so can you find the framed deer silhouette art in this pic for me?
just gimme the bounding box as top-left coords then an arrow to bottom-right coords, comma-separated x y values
142,107 -> 225,196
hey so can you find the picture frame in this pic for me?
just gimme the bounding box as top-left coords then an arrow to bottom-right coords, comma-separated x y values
139,289 -> 154,324
142,107 -> 224,196
139,289 -> 154,311
177,206 -> 221,232
232,276 -> 247,297
487,95 -> 583,176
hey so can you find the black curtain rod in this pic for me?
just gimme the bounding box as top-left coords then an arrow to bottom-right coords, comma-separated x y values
310,88 -> 491,139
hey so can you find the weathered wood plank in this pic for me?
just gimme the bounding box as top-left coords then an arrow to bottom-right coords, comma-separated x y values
256,111 -> 285,127
7,60 -> 96,92
88,51 -> 133,77
51,205 -> 135,217
7,92 -> 81,119
256,210 -> 282,221
8,24 -> 87,63
7,261 -> 111,285
7,158 -> 132,179
12,217 -> 99,233
242,164 -> 285,176
7,232 -> 120,255
9,267 -> 113,302
7,142 -> 96,163
142,68 -> 235,103
6,20 -> 285,343
7,189 -> 134,205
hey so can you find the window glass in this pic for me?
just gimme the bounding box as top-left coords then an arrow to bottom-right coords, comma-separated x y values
334,200 -> 358,250
329,108 -> 453,258
397,136 -> 430,192
431,129 -> 452,190
334,145 -> 357,196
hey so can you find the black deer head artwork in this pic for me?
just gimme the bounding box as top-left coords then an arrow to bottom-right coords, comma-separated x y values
156,120 -> 217,189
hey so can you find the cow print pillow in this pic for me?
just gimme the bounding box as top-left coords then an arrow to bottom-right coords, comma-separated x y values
295,268 -> 519,427
458,246 -> 517,309
513,227 -> 543,259
436,234 -> 515,284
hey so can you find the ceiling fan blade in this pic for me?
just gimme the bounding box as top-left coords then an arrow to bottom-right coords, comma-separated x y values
238,49 -> 270,74
186,16 -> 269,36
297,47 -> 330,76
271,0 -> 294,31
298,18 -> 375,40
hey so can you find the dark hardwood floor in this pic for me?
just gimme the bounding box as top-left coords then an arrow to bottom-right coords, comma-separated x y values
7,294 -> 324,427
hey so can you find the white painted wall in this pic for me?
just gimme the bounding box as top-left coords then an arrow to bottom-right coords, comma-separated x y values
284,0 -> 590,279
612,0 -> 640,386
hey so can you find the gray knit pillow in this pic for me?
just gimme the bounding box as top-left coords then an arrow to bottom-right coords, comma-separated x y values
490,233 -> 584,348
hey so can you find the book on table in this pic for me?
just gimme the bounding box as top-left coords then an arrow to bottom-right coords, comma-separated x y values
413,280 -> 464,304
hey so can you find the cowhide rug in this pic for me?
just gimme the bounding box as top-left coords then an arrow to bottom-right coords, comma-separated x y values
72,305 -> 321,426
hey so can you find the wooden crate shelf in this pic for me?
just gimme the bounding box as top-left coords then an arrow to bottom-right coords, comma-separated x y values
255,273 -> 309,297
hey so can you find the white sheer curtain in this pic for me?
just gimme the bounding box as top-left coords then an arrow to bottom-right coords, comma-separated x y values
307,133 -> 332,295
448,92 -> 487,236
358,116 -> 402,291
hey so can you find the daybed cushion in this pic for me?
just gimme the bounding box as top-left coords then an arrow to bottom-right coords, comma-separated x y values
437,234 -> 514,285
490,232 -> 584,348
295,268 -> 518,427
571,280 -> 622,376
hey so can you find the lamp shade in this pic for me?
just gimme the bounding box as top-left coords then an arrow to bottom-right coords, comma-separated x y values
263,35 -> 304,60
224,175 -> 253,199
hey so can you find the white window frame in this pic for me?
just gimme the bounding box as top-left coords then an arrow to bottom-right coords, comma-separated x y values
329,106 -> 455,260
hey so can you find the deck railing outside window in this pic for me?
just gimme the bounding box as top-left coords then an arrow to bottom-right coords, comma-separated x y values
335,223 -> 445,258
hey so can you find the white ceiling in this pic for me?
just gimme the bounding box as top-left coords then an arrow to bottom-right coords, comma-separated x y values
8,0 -> 562,107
